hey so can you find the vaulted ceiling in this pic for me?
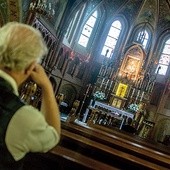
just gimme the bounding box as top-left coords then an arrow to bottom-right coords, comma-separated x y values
0,0 -> 170,31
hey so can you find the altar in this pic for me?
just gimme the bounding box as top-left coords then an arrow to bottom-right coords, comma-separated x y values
83,100 -> 134,129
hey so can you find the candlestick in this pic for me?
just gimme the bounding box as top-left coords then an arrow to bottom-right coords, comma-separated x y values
131,88 -> 135,98
108,81 -> 113,91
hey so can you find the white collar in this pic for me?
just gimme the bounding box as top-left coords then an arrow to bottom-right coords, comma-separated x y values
0,70 -> 19,96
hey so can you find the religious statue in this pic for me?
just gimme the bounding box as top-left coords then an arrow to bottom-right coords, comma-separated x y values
56,93 -> 64,105
66,100 -> 80,123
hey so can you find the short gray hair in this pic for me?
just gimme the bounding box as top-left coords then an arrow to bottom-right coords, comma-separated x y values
0,22 -> 48,71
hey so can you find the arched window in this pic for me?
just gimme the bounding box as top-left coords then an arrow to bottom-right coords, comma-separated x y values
101,20 -> 122,58
156,38 -> 170,75
133,24 -> 152,50
136,30 -> 149,49
78,11 -> 98,47
64,4 -> 86,45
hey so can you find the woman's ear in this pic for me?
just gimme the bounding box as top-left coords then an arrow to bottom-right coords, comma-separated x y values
25,61 -> 36,75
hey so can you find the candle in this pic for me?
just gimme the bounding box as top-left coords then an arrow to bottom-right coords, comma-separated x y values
131,88 -> 135,98
103,66 -> 108,76
100,78 -> 105,88
140,91 -> 144,102
145,80 -> 150,91
139,79 -> 143,89
99,66 -> 103,76
105,80 -> 109,89
126,86 -> 131,98
109,68 -> 114,79
149,82 -> 155,93
136,90 -> 140,101
109,81 -> 113,90
135,79 -> 139,88
112,82 -> 117,93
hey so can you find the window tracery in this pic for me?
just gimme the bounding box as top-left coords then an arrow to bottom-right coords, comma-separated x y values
132,25 -> 152,51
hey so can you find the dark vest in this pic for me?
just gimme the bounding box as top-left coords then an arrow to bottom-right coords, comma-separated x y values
0,77 -> 25,170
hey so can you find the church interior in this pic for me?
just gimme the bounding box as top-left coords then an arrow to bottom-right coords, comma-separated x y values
1,0 -> 170,169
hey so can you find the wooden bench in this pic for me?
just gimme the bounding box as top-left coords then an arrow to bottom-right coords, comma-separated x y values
60,121 -> 170,169
23,121 -> 170,169
51,145 -> 118,170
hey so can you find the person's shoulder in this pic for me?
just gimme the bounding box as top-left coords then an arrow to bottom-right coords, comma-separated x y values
15,105 -> 44,122
10,105 -> 50,135
19,104 -> 41,113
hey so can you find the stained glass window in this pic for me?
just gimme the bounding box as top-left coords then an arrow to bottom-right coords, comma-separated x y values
78,11 -> 97,47
156,38 -> 170,75
101,20 -> 122,57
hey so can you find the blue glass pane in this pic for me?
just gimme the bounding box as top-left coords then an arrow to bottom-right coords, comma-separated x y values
159,54 -> 170,65
105,36 -> 117,47
101,46 -> 114,57
136,30 -> 148,45
112,20 -> 121,29
92,11 -> 97,17
143,39 -> 147,49
108,27 -> 120,39
144,31 -> 149,39
86,16 -> 96,27
78,34 -> 89,47
82,25 -> 93,37
156,64 -> 168,75
163,44 -> 170,55
108,26 -> 115,36
166,39 -> 170,44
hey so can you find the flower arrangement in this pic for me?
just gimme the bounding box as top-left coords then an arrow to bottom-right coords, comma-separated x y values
127,103 -> 139,113
93,91 -> 106,100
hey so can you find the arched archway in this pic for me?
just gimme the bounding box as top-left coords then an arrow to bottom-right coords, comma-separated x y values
59,84 -> 78,107
154,118 -> 170,142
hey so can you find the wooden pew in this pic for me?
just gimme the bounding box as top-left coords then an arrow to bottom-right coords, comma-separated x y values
51,146 -> 118,170
58,122 -> 170,169
23,121 -> 170,170
58,130 -> 167,169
